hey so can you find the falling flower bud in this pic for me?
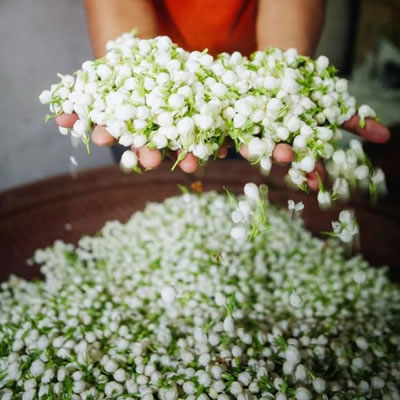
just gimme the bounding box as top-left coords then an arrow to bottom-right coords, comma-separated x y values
58,127 -> 70,136
317,190 -> 332,209
69,156 -> 78,167
288,200 -> 304,212
244,183 -> 260,201
120,150 -> 138,169
372,168 -> 385,185
354,165 -> 369,180
260,157 -> 272,174
288,168 -> 306,186
72,120 -> 87,137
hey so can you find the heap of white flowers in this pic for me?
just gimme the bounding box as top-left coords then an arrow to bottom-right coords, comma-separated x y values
39,32 -> 385,206
1,190 -> 399,399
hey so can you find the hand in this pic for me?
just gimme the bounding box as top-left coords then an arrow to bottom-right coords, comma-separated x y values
55,113 -> 390,184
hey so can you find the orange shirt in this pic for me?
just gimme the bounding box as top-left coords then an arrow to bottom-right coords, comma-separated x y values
154,0 -> 258,56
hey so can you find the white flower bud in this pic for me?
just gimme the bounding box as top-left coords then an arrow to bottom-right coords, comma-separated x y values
210,83 -> 228,98
120,150 -> 138,169
316,127 -> 333,141
161,286 -> 176,304
152,134 -> 168,149
97,64 -> 112,80
317,191 -> 331,209
293,135 -> 307,149
289,292 -> 303,308
231,226 -> 247,241
264,76 -> 279,90
244,183 -> 260,201
168,94 -> 184,109
316,55 -> 329,72
335,78 -> 348,93
71,120 -> 87,138
313,378 -> 326,393
177,117 -> 194,135
300,124 -> 313,137
276,126 -> 290,141
233,114 -> 247,129
157,112 -> 173,127
299,156 -> 315,173
260,156 -> 272,173
119,133 -> 134,147
132,134 -> 147,148
267,98 -> 283,114
354,165 -> 369,180
194,114 -> 213,130
221,71 -> 237,86
39,90 -> 52,104
115,104 -> 135,121
193,143 -> 209,159
332,150 -> 346,165
358,104 -> 376,119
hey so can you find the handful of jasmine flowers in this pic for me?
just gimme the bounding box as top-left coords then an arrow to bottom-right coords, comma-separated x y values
39,32 -> 385,206
1,191 -> 399,399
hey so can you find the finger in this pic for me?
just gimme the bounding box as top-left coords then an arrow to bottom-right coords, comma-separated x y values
55,113 -> 78,128
342,115 -> 391,143
91,126 -> 117,146
137,147 -> 162,169
239,144 -> 249,159
272,143 -> 295,164
178,152 -> 198,173
306,161 -> 325,192
217,146 -> 228,159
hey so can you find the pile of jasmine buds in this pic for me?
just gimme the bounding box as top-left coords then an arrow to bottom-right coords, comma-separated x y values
1,190 -> 399,399
39,32 -> 385,207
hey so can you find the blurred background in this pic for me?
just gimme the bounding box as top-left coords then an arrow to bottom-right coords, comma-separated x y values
0,0 -> 399,191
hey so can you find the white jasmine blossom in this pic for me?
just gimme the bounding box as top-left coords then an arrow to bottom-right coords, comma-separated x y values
288,200 -> 304,213
331,209 -> 359,243
40,32 -> 381,202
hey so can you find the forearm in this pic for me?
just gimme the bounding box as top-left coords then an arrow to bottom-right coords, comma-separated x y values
256,0 -> 326,56
84,0 -> 158,58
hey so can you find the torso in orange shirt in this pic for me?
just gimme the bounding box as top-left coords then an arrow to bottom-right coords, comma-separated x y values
154,0 -> 258,56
